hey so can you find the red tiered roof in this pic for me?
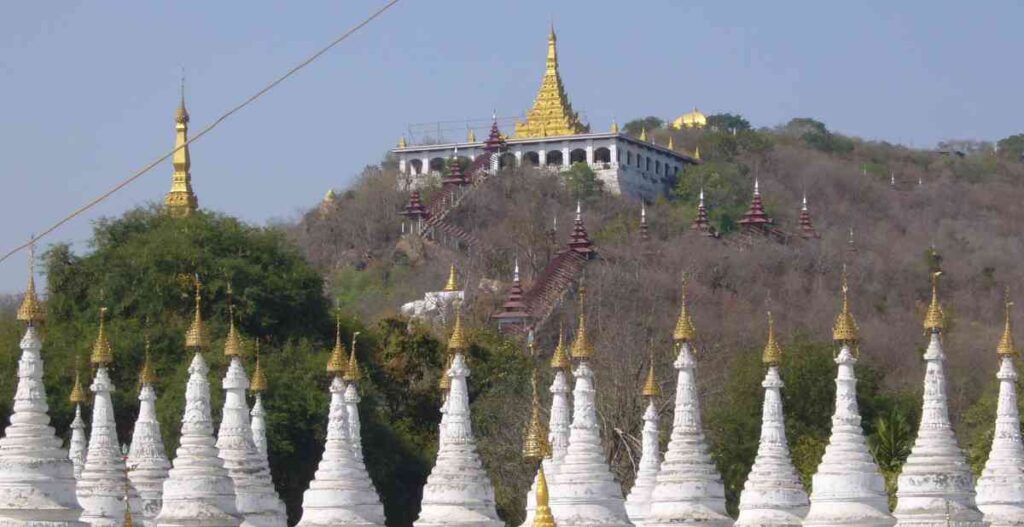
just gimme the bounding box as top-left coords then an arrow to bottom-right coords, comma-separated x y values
400,190 -> 429,220
484,113 -> 506,152
738,180 -> 774,234
568,202 -> 594,258
493,261 -> 531,329
798,195 -> 820,239
442,152 -> 469,187
691,189 -> 714,235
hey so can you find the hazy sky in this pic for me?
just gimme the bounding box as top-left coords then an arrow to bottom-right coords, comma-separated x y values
2,1 -> 1022,293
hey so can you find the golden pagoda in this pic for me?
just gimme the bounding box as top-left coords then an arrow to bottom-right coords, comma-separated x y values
343,332 -> 363,383
997,291 -> 1016,357
549,325 -> 571,370
641,352 -> 660,398
224,306 -> 244,358
514,26 -> 589,139
16,245 -> 45,325
443,264 -> 459,292
250,340 -> 268,393
185,279 -> 208,350
570,287 -> 595,360
923,271 -> 945,332
326,315 -> 347,375
164,88 -> 199,217
673,276 -> 697,344
833,269 -> 859,344
91,307 -> 114,366
69,368 -> 87,404
533,465 -> 556,527
139,338 -> 158,386
522,369 -> 551,461
762,312 -> 783,366
671,107 -> 707,129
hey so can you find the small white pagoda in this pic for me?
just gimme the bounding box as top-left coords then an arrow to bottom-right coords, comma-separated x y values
127,344 -> 171,527
624,356 -> 663,526
68,370 -> 89,480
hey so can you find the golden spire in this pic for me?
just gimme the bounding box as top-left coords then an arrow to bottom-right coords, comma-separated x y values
467,128 -> 477,143
326,314 -> 347,375
667,136 -> 675,151
448,306 -> 468,353
532,465 -> 556,527
90,307 -> 113,366
570,287 -> 594,359
343,331 -> 363,383
762,312 -> 783,366
523,369 -> 551,461
997,289 -> 1016,357
139,337 -> 158,386
250,340 -> 268,393
184,278 -> 208,350
639,127 -> 649,142
673,276 -> 697,343
833,268 -> 859,343
398,136 -> 408,148
443,264 -> 459,292
514,26 -> 588,139
69,367 -> 87,404
610,120 -> 619,133
17,243 -> 45,324
165,82 -> 198,217
642,350 -> 660,397
923,271 -> 945,332
224,305 -> 244,357
549,324 -> 571,370
693,146 -> 701,161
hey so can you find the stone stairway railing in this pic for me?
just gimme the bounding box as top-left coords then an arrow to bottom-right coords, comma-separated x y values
422,151 -> 495,230
522,249 -> 589,329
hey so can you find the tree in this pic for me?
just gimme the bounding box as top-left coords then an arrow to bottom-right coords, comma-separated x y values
869,408 -> 913,508
562,162 -> 605,200
623,116 -> 664,136
996,133 -> 1024,162
706,113 -> 751,132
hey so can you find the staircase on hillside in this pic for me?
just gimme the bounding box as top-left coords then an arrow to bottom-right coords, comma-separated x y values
522,249 -> 588,326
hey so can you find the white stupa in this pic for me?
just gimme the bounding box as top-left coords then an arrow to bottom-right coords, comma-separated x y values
126,344 -> 171,527
77,309 -> 141,527
248,351 -> 270,474
520,331 -> 573,527
154,285 -> 242,527
975,297 -> 1024,526
549,290 -> 632,527
215,316 -> 287,527
893,273 -> 985,526
803,274 -> 894,527
645,281 -> 730,527
734,313 -> 808,527
0,264 -> 85,526
68,371 -> 89,480
342,335 -> 366,463
624,358 -> 663,527
296,325 -> 384,527
414,311 -> 502,527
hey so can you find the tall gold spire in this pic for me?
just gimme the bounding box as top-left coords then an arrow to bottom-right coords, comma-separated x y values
250,340 -> 267,393
91,307 -> 113,366
343,332 -> 363,383
642,350 -> 660,397
326,315 -> 347,375
550,324 -> 571,370
16,243 -> 45,325
185,278 -> 208,350
69,366 -> 87,404
443,264 -> 459,292
833,268 -> 859,343
673,276 -> 697,343
570,287 -> 594,359
923,271 -> 945,332
762,312 -> 783,366
514,26 -> 588,139
224,305 -> 244,357
533,465 -> 556,527
139,337 -> 158,386
997,290 -> 1016,357
165,83 -> 198,217
523,369 -> 551,461
448,306 -> 468,353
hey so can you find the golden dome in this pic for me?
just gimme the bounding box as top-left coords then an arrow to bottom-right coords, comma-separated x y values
997,292 -> 1016,357
762,312 -> 783,366
522,369 -> 551,461
250,341 -> 267,393
326,316 -> 347,375
923,271 -> 945,332
833,269 -> 859,343
549,325 -> 571,370
673,276 -> 697,343
343,331 -> 363,383
69,369 -> 87,404
90,307 -> 113,366
671,107 -> 707,129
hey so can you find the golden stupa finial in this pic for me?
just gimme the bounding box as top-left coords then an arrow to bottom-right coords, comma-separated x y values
17,241 -> 45,325
533,464 -> 556,527
175,72 -> 189,125
166,77 -> 198,217
667,136 -> 675,151
762,312 -> 783,366
326,313 -> 347,375
639,127 -> 649,142
139,337 -> 158,386
610,120 -> 619,133
923,271 -> 945,332
343,331 -> 363,383
224,304 -> 244,358
997,288 -> 1016,357
642,349 -> 660,397
693,145 -> 701,161
184,277 -> 208,350
570,285 -> 595,359
90,307 -> 114,366
673,274 -> 697,343
550,324 -> 571,370
443,264 -> 459,292
447,305 -> 468,353
250,339 -> 267,393
523,368 -> 551,461
69,365 -> 87,404
833,267 -> 860,343
467,128 -> 477,143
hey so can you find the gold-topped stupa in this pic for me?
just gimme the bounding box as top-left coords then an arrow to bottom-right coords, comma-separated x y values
164,88 -> 199,217
185,279 -> 208,350
833,269 -> 860,344
550,325 -> 571,370
343,332 -> 363,383
522,369 -> 551,461
671,107 -> 707,129
326,316 -> 347,375
762,312 -> 783,366
250,340 -> 268,393
224,306 -> 244,358
673,276 -> 697,344
641,353 -> 660,398
997,291 -> 1016,357
69,368 -> 87,404
570,287 -> 595,359
139,339 -> 158,386
16,246 -> 45,325
923,271 -> 945,332
91,307 -> 114,366
514,26 -> 589,139
443,264 -> 459,292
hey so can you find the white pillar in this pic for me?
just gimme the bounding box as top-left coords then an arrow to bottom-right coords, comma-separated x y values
539,149 -> 547,167
586,145 -> 594,165
561,147 -> 570,167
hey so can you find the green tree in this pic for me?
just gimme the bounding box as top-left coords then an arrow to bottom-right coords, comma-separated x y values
996,133 -> 1024,162
673,161 -> 750,234
562,162 -> 605,200
624,116 -> 664,136
869,408 -> 913,508
706,113 -> 751,132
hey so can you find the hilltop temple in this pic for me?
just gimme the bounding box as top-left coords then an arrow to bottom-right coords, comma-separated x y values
391,27 -> 698,201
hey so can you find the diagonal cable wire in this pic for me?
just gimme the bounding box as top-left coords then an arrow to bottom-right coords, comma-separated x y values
0,0 -> 402,265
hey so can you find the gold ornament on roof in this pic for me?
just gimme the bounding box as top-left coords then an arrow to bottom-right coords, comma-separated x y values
833,268 -> 860,343
467,128 -> 477,143
570,287 -> 594,359
667,136 -> 675,151
165,86 -> 198,217
443,264 -> 459,292
762,312 -> 783,366
533,464 -> 556,527
250,340 -> 267,393
439,353 -> 453,392
514,26 -> 589,139
448,306 -> 468,353
550,325 -> 571,370
398,136 -> 408,148
997,290 -> 1016,357
693,146 -> 701,161
673,276 -> 697,343
610,120 -> 619,133
69,367 -> 87,404
343,332 -> 363,383
639,128 -> 649,142
523,369 -> 551,461
16,244 -> 45,324
91,307 -> 114,366
641,351 -> 660,397
326,315 -> 347,375
923,271 -> 945,332
185,278 -> 208,350
224,305 -> 244,357
139,338 -> 158,386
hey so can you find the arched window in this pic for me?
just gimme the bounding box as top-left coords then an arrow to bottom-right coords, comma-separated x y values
570,148 -> 587,165
499,152 -> 517,169
523,151 -> 540,166
594,147 -> 611,163
429,157 -> 446,173
546,150 -> 563,166
409,159 -> 423,175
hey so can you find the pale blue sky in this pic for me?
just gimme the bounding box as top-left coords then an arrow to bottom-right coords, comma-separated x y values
2,1 -> 1022,293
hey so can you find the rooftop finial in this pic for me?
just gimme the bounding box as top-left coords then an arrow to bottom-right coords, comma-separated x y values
833,266 -> 860,343
754,178 -> 760,196
639,127 -> 649,142
443,264 -> 459,292
997,288 -> 1016,357
570,284 -> 595,359
641,348 -> 660,397
514,258 -> 521,283
532,465 -> 556,527
762,312 -> 783,366
326,313 -> 347,375
185,276 -> 208,350
802,193 -> 808,211
90,307 -> 114,366
550,323 -> 571,370
448,305 -> 468,353
139,337 -> 158,386
523,368 -> 551,461
699,188 -> 705,206
343,331 -> 362,383
224,302 -> 244,358
575,200 -> 581,221
923,271 -> 945,332
673,274 -> 697,343
69,365 -> 87,404
250,339 -> 268,393
16,240 -> 45,325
